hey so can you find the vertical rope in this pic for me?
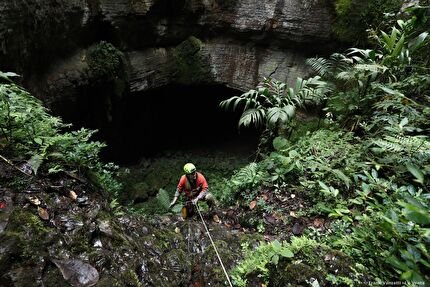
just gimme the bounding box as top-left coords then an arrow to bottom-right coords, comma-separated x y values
187,220 -> 191,253
194,203 -> 233,287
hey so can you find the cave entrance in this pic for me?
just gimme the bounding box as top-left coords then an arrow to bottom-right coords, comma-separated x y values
106,84 -> 260,164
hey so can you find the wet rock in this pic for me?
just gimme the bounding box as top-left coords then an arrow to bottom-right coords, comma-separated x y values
93,239 -> 103,248
52,259 -> 99,287
97,220 -> 112,237
57,216 -> 84,232
0,235 -> 19,273
6,265 -> 45,286
292,222 -> 304,235
0,191 -> 14,234
77,196 -> 89,206
141,226 -> 149,235
84,204 -> 100,221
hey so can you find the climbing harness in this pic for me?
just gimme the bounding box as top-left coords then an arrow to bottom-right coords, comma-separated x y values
194,202 -> 233,287
182,200 -> 195,219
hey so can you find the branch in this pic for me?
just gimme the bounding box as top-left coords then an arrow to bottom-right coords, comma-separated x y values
0,154 -> 32,176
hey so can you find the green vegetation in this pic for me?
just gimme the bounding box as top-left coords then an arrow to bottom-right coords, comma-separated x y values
220,76 -> 329,145
86,41 -> 124,79
333,0 -> 403,45
231,239 -> 294,286
120,150 -> 253,214
172,36 -> 212,84
224,5 -> 430,285
1,3 -> 429,286
0,71 -> 121,195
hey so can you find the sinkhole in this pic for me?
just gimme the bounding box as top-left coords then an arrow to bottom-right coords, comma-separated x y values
97,84 -> 260,164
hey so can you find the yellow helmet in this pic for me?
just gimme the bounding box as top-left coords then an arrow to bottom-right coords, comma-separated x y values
183,163 -> 196,174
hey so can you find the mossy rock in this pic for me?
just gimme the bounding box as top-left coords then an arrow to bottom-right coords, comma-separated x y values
268,246 -> 354,286
86,41 -> 125,79
6,209 -> 53,260
41,263 -> 69,287
172,36 -> 212,84
269,261 -> 323,286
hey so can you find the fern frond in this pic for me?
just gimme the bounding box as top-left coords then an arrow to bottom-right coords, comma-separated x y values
156,188 -> 171,211
354,64 -> 388,74
373,135 -> 430,161
231,162 -> 260,189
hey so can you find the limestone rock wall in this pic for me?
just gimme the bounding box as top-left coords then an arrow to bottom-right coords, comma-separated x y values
127,39 -> 310,94
0,0 -> 87,75
0,0 -> 336,112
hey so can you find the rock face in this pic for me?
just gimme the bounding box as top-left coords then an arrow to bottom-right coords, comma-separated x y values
0,159 -> 259,286
0,0 -> 336,102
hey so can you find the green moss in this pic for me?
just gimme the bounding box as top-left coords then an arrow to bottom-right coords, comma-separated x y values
119,269 -> 144,287
202,239 -> 238,284
172,36 -> 212,84
289,236 -> 322,266
288,117 -> 322,144
146,227 -> 185,251
86,41 -> 124,79
239,233 -> 264,246
42,265 -> 68,286
270,261 -> 322,286
8,210 -> 49,235
8,177 -> 32,190
6,210 -> 52,261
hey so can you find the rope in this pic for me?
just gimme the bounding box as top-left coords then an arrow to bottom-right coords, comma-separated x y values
187,220 -> 191,253
194,203 -> 233,287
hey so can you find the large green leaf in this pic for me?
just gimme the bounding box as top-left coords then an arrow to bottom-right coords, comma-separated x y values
267,105 -> 295,127
400,201 -> 430,224
406,163 -> 424,184
408,32 -> 429,53
280,248 -> 294,258
238,108 -> 265,128
273,136 -> 289,151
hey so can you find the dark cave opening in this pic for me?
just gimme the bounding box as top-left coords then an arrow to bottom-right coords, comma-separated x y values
101,84 -> 260,164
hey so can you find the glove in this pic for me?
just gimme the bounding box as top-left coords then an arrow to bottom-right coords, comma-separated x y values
192,198 -> 198,205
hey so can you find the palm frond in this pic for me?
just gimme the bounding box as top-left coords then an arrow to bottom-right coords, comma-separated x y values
306,57 -> 332,77
238,108 -> 266,128
266,105 -> 295,127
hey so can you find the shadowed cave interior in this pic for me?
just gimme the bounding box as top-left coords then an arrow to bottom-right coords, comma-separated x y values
91,84 -> 261,164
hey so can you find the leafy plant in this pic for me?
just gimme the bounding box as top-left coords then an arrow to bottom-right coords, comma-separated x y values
220,76 -> 329,135
231,240 -> 294,287
332,0 -> 403,45
0,72 -> 121,194
215,162 -> 266,205
310,16 -> 429,132
156,188 -> 171,211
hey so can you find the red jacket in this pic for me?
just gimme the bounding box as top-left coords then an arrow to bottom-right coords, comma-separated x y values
177,172 -> 208,199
